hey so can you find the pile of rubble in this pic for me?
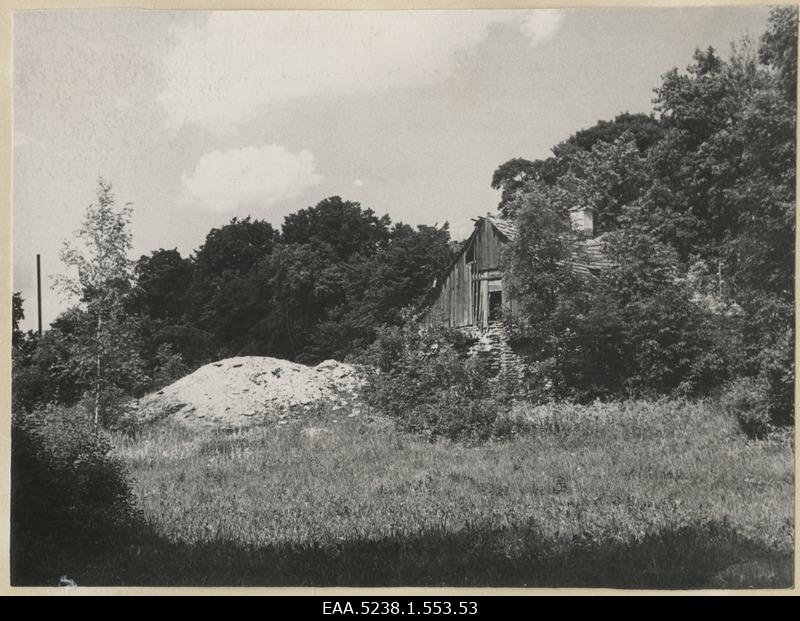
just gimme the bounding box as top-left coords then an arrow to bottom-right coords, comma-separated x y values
132,356 -> 365,428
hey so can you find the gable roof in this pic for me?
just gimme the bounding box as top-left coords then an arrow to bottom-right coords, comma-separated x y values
485,215 -> 517,241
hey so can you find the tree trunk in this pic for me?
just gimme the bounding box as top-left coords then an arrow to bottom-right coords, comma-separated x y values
95,311 -> 102,427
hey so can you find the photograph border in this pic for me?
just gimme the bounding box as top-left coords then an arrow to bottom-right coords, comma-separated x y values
1,0 -> 797,597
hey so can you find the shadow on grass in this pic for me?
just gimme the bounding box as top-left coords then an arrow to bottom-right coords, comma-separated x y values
12,519 -> 793,589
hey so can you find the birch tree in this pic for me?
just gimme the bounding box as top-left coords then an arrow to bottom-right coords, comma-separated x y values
55,179 -> 145,425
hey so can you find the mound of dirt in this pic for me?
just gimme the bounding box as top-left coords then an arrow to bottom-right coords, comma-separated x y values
133,356 -> 366,428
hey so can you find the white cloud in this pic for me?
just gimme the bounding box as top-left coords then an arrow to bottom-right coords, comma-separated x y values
353,179 -> 364,187
180,144 -> 323,213
519,9 -> 564,47
159,10 -> 564,133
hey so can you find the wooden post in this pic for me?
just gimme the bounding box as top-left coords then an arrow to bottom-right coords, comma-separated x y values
36,254 -> 42,337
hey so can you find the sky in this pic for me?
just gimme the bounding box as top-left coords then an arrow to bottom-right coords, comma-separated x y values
13,6 -> 773,330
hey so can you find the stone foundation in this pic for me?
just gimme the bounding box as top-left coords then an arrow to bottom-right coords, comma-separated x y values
463,322 -> 524,377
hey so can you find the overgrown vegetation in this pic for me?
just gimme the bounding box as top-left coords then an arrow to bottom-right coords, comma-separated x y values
9,8 -> 796,587
360,324 -> 509,444
492,8 -> 795,427
11,405 -> 142,585
504,193 -> 739,402
13,400 -> 792,587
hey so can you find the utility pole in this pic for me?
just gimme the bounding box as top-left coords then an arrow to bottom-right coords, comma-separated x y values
36,254 -> 42,336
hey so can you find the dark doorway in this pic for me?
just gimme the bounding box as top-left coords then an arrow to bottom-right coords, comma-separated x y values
488,290 -> 503,322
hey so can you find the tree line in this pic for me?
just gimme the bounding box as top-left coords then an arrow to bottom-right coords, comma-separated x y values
12,193 -> 454,424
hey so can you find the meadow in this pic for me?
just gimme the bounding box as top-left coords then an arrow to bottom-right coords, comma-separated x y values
88,398 -> 796,588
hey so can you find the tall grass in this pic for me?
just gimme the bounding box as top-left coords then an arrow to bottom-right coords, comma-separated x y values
86,399 -> 794,588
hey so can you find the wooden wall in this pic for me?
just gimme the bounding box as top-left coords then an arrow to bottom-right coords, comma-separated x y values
421,245 -> 474,328
474,218 -> 505,270
422,219 -> 517,329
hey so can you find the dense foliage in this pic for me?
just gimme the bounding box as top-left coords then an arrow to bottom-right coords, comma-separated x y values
492,7 -> 795,427
360,323 -> 509,443
11,405 -> 141,584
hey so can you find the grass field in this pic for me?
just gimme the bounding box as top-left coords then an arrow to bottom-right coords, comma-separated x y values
88,398 -> 795,588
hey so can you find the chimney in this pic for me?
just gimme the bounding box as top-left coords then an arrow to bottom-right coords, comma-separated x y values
570,206 -> 596,238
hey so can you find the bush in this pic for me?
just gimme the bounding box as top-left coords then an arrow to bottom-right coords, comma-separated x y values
720,378 -> 774,439
758,328 -> 794,428
12,329 -> 88,413
361,324 -> 507,443
405,390 -> 504,444
11,404 -> 141,584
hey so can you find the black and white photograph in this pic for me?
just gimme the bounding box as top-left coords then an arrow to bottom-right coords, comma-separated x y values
6,3 -> 796,590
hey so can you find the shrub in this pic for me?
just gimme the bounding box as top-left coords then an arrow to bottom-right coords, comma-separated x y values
758,328 -> 794,428
12,329 -> 88,413
361,324 -> 507,443
11,404 -> 141,584
404,390 -> 504,444
720,377 -> 774,439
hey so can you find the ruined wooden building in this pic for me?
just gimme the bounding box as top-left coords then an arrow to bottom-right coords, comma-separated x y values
421,215 -> 520,331
420,207 -> 607,372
